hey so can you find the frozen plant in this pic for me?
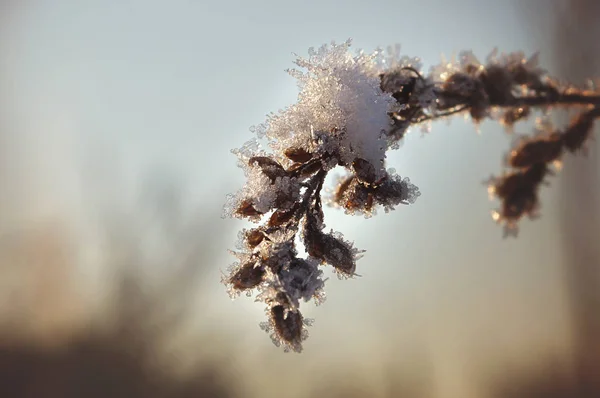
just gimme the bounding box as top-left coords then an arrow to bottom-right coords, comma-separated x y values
222,39 -> 600,352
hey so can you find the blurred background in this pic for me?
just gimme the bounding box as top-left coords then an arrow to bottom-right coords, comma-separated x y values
1,0 -> 599,397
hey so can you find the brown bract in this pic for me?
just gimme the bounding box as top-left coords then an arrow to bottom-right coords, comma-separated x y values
228,261 -> 265,290
270,305 -> 304,350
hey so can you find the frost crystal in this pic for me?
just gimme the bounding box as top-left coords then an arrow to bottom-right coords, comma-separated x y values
255,39 -> 395,180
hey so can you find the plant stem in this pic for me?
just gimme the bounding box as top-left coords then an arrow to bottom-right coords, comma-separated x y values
513,93 -> 600,107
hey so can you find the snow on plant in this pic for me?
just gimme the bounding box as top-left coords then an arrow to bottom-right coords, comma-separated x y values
222,39 -> 600,352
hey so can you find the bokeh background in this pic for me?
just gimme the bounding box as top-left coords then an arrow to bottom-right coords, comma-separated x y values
1,0 -> 599,397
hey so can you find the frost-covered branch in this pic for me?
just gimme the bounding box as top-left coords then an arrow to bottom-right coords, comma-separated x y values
222,40 -> 600,352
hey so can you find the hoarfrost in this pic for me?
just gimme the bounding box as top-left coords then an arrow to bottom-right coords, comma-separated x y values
251,39 -> 395,179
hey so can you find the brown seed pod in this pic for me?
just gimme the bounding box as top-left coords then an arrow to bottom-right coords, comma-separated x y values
321,234 -> 356,275
304,225 -> 356,275
500,190 -> 538,222
492,163 -> 548,201
304,231 -> 327,261
508,134 -> 563,168
284,147 -> 313,163
270,305 -> 304,348
235,199 -> 264,218
229,261 -> 265,290
562,111 -> 596,153
245,228 -> 265,248
303,205 -> 326,253
248,156 -> 287,182
268,204 -> 300,228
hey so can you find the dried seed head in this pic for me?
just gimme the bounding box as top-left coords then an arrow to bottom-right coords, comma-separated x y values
229,261 -> 265,290
284,147 -> 313,163
333,173 -> 420,215
270,305 -> 304,351
489,163 -> 549,230
304,227 -> 357,275
508,134 -> 563,168
492,163 -> 548,201
562,110 -> 597,153
248,156 -> 287,182
321,233 -> 357,275
227,42 -> 595,351
500,190 -> 538,222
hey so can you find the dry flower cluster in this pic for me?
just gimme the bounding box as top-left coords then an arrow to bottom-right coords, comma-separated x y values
222,40 -> 600,352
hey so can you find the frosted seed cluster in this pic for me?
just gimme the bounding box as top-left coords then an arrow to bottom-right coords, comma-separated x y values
223,39 -> 600,351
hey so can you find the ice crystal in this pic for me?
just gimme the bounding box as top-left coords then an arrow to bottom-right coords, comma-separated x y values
254,39 -> 395,180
